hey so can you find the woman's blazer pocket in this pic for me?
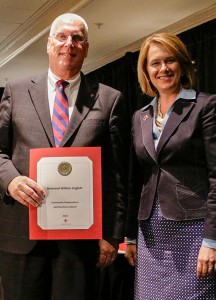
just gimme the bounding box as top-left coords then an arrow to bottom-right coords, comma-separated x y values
176,181 -> 208,210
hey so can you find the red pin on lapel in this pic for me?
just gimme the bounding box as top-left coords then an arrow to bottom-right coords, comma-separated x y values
143,115 -> 148,121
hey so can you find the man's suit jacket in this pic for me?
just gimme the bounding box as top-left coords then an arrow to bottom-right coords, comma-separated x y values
126,92 -> 216,240
0,73 -> 130,254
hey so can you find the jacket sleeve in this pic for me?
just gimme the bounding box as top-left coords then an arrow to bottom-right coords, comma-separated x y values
125,112 -> 143,240
101,91 -> 131,241
201,93 -> 216,240
0,83 -> 21,201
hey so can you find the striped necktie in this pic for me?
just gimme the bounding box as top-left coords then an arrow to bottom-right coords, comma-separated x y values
52,80 -> 69,147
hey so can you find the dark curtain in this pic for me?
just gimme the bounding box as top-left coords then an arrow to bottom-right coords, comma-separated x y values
86,52 -> 150,114
86,52 -> 151,117
179,18 -> 216,94
0,88 -> 4,100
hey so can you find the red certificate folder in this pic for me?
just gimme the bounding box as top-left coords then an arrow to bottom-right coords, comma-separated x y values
29,147 -> 102,240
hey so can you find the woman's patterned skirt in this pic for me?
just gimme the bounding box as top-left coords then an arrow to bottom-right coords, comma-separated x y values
135,200 -> 216,300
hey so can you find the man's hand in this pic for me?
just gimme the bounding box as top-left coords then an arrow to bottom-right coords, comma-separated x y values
8,176 -> 46,207
197,246 -> 216,278
125,244 -> 136,266
97,238 -> 119,268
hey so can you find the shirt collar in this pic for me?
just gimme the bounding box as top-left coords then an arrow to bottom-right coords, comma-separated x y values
48,69 -> 81,90
149,88 -> 196,109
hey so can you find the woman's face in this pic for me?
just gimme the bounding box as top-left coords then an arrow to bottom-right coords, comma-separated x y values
146,42 -> 182,95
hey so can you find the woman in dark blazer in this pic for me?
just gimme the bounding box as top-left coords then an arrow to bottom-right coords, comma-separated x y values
125,33 -> 216,299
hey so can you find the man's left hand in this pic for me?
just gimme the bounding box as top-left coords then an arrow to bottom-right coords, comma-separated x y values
97,238 -> 119,268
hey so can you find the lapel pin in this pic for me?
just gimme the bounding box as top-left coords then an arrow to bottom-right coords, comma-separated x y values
143,115 -> 148,121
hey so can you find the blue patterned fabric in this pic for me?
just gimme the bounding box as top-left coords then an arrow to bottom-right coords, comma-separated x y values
135,200 -> 216,300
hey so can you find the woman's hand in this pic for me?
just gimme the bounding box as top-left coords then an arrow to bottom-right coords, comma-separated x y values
125,244 -> 137,266
197,246 -> 216,278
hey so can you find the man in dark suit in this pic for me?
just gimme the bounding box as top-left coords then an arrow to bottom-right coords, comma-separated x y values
0,13 -> 129,300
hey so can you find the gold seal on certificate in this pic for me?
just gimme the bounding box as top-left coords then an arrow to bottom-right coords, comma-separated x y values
58,162 -> 72,176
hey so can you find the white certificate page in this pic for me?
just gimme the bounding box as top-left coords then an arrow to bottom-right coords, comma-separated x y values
37,157 -> 93,230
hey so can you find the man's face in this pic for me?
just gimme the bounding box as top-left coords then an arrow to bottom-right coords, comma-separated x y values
47,19 -> 89,79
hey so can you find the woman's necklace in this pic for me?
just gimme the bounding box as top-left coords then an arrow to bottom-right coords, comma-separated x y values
155,98 -> 164,132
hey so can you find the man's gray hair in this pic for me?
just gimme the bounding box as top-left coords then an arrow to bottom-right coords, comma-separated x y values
50,13 -> 88,39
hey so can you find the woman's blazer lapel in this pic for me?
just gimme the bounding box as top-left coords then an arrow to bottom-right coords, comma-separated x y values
156,98 -> 196,155
139,105 -> 157,163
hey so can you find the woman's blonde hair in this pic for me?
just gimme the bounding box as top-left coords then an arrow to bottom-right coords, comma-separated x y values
137,32 -> 196,97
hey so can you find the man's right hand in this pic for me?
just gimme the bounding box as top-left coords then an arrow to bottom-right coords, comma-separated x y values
7,176 -> 46,207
